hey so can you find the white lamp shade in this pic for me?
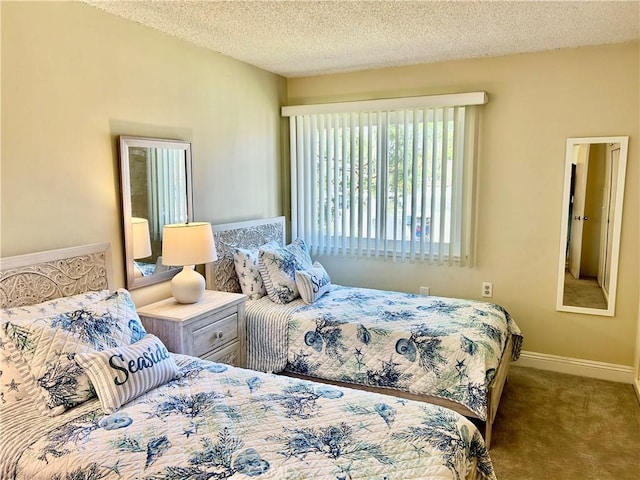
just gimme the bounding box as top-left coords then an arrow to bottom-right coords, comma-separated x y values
162,222 -> 217,266
131,217 -> 152,259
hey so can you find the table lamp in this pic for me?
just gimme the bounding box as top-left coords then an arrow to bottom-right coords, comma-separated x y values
162,222 -> 217,303
131,217 -> 152,260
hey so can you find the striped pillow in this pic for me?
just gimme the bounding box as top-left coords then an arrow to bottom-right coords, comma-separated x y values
295,262 -> 332,304
76,334 -> 179,414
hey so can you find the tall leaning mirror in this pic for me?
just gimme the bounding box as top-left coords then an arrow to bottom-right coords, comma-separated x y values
556,136 -> 629,316
119,136 -> 193,289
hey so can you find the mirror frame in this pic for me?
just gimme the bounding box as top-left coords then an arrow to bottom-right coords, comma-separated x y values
556,136 -> 629,316
119,136 -> 194,289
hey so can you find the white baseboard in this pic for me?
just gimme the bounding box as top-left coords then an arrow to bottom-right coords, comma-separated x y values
516,350 -> 634,384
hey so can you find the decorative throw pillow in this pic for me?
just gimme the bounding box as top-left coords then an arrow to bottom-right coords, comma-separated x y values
258,238 -> 313,304
76,334 -> 179,414
233,241 -> 279,300
295,262 -> 332,304
0,290 -> 110,407
1,289 -> 147,416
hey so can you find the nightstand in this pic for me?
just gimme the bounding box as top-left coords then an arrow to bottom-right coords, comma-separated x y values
137,290 -> 247,367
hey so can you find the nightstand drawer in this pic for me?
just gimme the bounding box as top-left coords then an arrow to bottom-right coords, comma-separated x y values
201,341 -> 239,366
192,312 -> 238,357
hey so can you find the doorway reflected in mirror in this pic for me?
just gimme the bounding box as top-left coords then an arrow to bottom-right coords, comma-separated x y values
556,136 -> 628,316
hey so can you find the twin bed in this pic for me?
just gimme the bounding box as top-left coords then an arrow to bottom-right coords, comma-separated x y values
1,242 -> 496,479
206,217 -> 523,448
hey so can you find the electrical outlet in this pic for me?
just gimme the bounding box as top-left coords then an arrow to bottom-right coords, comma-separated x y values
419,286 -> 430,296
482,282 -> 493,298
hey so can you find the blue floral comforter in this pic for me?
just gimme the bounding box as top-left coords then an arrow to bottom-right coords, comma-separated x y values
284,286 -> 522,420
1,355 -> 496,480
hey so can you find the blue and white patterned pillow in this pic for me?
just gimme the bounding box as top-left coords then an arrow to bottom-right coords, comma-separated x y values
233,241 -> 279,300
0,290 -> 110,407
258,239 -> 313,304
1,289 -> 147,416
76,334 -> 179,414
295,262 -> 332,304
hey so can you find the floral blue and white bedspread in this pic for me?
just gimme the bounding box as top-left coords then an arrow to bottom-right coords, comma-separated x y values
1,355 -> 496,480
285,285 -> 523,420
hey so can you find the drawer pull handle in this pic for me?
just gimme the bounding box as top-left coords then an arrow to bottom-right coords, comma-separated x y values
212,331 -> 224,340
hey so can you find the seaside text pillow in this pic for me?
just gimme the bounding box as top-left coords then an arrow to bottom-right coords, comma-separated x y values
258,239 -> 313,304
1,289 -> 147,416
76,334 -> 179,414
295,262 -> 332,304
0,290 -> 110,407
233,241 -> 279,300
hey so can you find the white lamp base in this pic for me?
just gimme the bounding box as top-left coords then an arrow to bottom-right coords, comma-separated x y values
171,265 -> 205,304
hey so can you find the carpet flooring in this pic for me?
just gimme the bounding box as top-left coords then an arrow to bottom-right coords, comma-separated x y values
562,270 -> 607,310
488,365 -> 640,479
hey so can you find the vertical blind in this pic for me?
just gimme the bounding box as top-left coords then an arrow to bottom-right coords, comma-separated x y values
284,93 -> 485,265
147,148 -> 189,241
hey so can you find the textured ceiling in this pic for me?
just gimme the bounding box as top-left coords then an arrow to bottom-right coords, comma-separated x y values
85,1 -> 640,78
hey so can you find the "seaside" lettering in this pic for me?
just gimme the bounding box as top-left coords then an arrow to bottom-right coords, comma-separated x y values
109,342 -> 171,386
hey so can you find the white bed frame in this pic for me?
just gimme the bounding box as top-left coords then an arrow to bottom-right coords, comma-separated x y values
0,243 -> 115,308
204,216 -> 511,448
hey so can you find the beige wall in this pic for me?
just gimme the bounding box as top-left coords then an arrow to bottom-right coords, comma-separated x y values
1,2 -> 286,305
287,43 -> 639,367
2,2 -> 638,367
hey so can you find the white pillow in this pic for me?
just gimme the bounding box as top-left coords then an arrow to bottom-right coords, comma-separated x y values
0,290 -> 110,407
76,334 -> 179,414
258,239 -> 313,304
233,241 -> 278,300
1,289 -> 147,416
295,262 -> 332,304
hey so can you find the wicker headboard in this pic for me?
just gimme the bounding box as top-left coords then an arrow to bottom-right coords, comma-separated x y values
205,217 -> 285,292
0,243 -> 115,309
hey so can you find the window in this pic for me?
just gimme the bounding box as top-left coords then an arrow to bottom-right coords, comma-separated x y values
283,92 -> 486,265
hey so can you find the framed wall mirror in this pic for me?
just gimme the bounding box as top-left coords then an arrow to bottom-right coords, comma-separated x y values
119,136 -> 193,289
556,136 -> 629,316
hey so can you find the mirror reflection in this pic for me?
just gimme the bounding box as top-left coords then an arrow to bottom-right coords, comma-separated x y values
119,136 -> 193,289
557,136 -> 628,316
